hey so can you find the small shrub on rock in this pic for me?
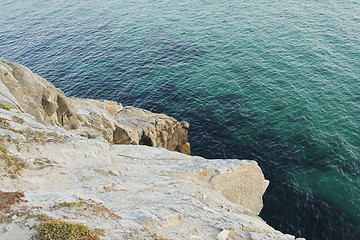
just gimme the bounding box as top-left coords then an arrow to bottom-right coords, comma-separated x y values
0,190 -> 27,223
38,220 -> 100,240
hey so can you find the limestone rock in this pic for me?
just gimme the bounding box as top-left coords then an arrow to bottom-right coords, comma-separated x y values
114,106 -> 191,154
73,97 -> 123,143
209,163 -> 269,215
174,160 -> 268,216
0,59 -> 79,130
0,63 -> 24,111
0,108 -> 302,239
73,98 -> 191,154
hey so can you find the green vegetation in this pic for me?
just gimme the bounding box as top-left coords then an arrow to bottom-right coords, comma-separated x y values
31,213 -> 104,239
0,190 -> 27,223
56,201 -> 86,208
0,190 -> 26,211
0,144 -> 26,178
35,213 -> 53,222
0,103 -> 11,111
37,220 -> 100,240
54,120 -> 61,127
33,202 -> 109,239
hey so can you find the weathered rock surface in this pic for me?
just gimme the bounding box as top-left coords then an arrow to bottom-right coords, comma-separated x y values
0,59 -> 79,130
114,106 -> 191,154
198,164 -> 269,216
0,59 -> 191,154
73,97 -> 123,143
0,108 -> 303,240
73,98 -> 190,154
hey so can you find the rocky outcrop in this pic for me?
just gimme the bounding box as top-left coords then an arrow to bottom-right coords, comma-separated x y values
0,108 -> 303,240
0,59 -> 191,154
73,98 -> 191,154
113,106 -> 191,154
0,59 -> 79,130
73,97 -> 123,143
195,163 -> 269,216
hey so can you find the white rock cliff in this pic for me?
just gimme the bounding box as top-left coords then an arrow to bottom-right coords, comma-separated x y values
0,60 -> 303,239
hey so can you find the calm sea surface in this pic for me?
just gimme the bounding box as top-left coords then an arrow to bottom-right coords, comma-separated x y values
1,0 -> 359,239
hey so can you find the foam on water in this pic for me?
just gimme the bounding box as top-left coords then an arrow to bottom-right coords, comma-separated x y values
1,0 -> 359,239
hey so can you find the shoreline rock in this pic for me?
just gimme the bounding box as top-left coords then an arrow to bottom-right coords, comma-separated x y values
113,106 -> 190,155
0,59 -> 191,154
0,59 -> 304,239
0,59 -> 79,130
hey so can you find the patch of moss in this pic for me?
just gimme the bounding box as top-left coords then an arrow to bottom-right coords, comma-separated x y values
38,220 -> 100,240
35,213 -> 52,222
54,120 -> 61,127
32,157 -> 57,170
56,201 -> 86,208
0,103 -> 11,111
19,129 -> 69,145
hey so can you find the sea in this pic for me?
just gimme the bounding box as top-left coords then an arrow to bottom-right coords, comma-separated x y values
0,0 -> 359,239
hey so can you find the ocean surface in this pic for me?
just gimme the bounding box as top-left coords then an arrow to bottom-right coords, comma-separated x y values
1,0 -> 359,239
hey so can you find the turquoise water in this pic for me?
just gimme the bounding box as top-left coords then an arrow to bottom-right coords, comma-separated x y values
1,0 -> 359,239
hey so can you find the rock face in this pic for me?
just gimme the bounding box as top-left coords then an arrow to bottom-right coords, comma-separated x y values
0,59 -> 79,130
0,108 -> 302,240
114,106 -> 191,155
0,59 -> 191,154
73,98 -> 191,154
201,164 -> 269,216
73,97 -> 123,143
